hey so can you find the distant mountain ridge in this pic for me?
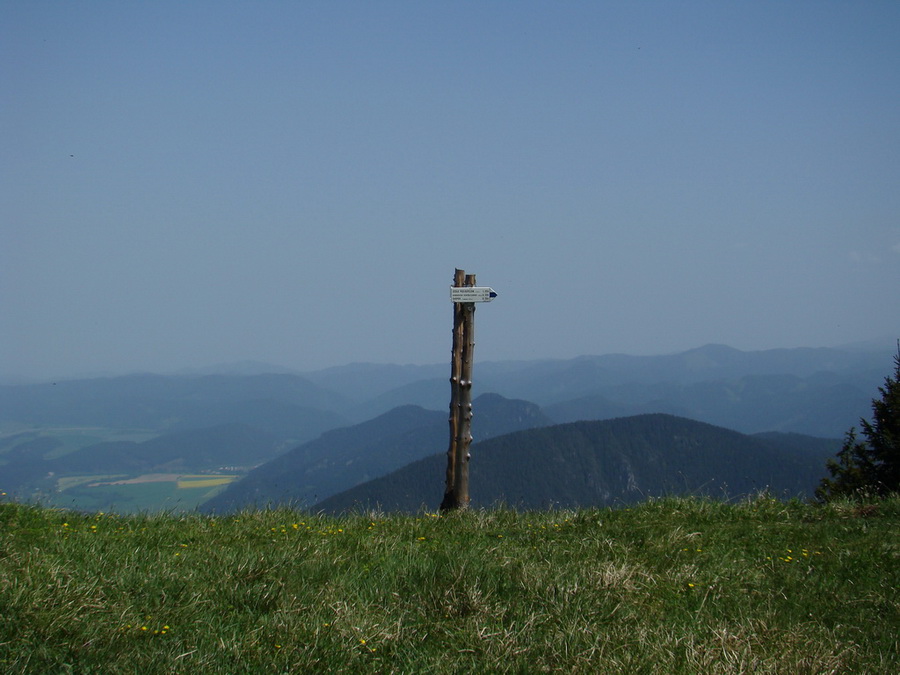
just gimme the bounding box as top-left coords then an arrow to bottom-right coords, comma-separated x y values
2,343 -> 887,436
0,373 -> 350,433
542,370 -> 873,437
315,414 -> 839,514
299,344 -> 890,434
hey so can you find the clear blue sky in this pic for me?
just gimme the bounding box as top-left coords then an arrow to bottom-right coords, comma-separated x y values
3,1 -> 898,381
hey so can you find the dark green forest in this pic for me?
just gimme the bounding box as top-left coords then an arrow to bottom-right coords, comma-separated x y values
317,414 -> 837,513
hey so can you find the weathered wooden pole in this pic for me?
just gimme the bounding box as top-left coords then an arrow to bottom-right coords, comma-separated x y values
441,269 -> 467,511
455,277 -> 476,507
441,269 -> 496,511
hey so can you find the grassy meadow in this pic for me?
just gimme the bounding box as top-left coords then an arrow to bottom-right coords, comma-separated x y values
1,495 -> 898,674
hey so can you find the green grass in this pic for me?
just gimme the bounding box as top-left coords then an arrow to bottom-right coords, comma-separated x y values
1,495 -> 898,673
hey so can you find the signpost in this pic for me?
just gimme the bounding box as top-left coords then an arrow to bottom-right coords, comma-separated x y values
449,287 -> 498,303
440,269 -> 497,512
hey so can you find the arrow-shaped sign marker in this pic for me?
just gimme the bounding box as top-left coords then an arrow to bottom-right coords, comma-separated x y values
450,286 -> 498,303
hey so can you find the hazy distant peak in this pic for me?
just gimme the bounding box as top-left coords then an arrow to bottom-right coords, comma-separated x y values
174,361 -> 302,376
685,344 -> 743,356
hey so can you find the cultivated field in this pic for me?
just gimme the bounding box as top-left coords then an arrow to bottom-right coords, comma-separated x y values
41,473 -> 239,514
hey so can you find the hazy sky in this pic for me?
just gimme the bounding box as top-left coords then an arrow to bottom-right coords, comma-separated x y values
3,1 -> 899,382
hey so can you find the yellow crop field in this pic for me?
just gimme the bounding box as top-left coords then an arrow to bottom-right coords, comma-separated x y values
176,476 -> 237,489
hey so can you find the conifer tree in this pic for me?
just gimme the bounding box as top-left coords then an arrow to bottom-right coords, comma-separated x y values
817,342 -> 900,500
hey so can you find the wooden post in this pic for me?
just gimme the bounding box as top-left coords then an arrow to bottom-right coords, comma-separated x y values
441,269 -> 476,511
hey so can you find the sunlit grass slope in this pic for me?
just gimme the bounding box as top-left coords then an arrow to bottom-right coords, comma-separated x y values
1,496 -> 897,673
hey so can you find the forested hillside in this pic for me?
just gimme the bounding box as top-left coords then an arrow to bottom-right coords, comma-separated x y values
316,414 -> 838,513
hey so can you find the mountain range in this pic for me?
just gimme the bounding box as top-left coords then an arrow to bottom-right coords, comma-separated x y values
0,342 -> 892,512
